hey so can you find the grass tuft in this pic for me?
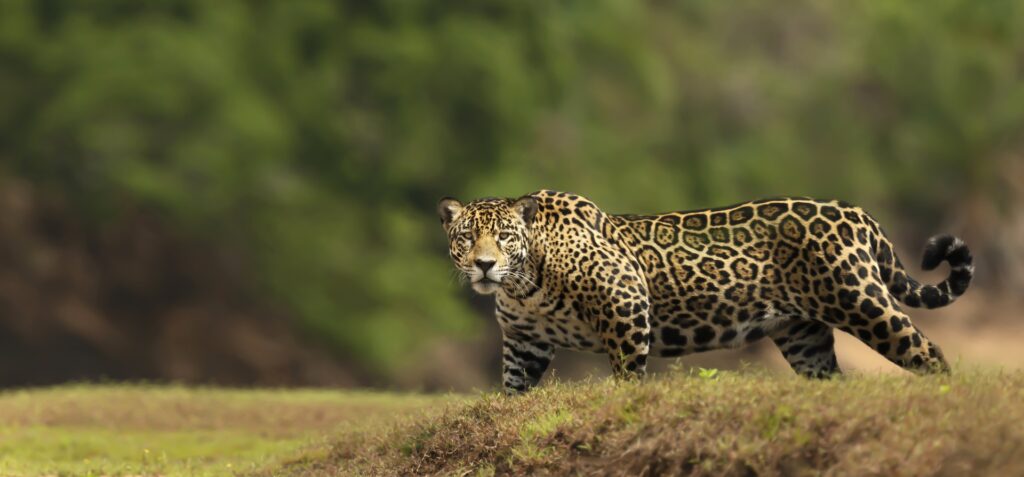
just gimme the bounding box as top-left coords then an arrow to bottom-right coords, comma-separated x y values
512,409 -> 575,463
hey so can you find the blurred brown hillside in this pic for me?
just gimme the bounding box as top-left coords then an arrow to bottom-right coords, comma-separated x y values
0,178 -> 356,386
1,0 -> 1023,390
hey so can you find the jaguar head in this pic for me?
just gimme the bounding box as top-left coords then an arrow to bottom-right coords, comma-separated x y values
437,195 -> 538,295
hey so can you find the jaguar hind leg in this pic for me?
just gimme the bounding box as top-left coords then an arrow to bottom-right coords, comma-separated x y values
833,281 -> 950,374
839,311 -> 949,374
770,320 -> 840,378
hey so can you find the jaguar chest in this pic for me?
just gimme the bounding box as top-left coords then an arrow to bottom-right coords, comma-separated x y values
496,292 -> 604,352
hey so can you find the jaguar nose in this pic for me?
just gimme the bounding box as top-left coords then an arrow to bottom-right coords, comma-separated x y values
474,259 -> 496,274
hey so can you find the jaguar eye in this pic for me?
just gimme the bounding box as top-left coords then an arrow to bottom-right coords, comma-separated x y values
498,232 -> 512,241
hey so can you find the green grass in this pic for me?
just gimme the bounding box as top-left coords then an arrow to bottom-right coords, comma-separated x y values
511,409 -> 575,463
0,384 -> 453,476
282,367 -> 1024,476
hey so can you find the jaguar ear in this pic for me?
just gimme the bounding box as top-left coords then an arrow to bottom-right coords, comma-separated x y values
512,195 -> 539,225
437,197 -> 463,227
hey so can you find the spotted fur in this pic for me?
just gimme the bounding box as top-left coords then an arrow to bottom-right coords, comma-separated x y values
438,191 -> 973,394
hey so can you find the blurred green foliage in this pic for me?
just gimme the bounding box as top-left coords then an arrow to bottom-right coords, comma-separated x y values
0,0 -> 1021,374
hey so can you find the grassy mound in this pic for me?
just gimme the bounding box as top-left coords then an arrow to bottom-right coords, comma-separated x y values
287,368 -> 1024,476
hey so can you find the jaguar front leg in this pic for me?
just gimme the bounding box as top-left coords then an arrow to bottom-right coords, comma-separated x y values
500,331 -> 554,395
585,254 -> 655,382
592,274 -> 652,381
599,310 -> 651,380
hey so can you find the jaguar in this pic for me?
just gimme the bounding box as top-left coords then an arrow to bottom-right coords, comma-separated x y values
437,190 -> 973,394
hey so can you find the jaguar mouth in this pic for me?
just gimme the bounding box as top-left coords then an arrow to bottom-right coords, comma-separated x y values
471,277 -> 502,294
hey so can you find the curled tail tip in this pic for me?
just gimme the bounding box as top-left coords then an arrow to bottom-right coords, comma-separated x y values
886,234 -> 973,309
915,234 -> 974,309
921,234 -> 971,271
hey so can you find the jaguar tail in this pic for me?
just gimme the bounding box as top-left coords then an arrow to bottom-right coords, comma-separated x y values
876,234 -> 974,309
